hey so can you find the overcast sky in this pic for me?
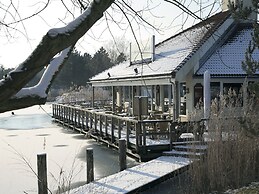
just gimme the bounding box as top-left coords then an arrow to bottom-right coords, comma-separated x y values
0,0 -> 221,69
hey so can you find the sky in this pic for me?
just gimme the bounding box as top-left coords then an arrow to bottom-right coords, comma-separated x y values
0,0 -> 221,69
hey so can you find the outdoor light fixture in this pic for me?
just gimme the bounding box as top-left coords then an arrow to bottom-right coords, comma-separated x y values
134,68 -> 138,74
107,72 -> 111,77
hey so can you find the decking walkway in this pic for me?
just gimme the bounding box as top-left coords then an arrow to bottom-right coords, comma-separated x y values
69,156 -> 192,194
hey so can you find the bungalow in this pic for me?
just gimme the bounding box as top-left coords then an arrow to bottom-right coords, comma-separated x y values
89,0 -> 259,121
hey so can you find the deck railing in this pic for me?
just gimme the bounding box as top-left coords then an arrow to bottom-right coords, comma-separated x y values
52,103 -> 194,159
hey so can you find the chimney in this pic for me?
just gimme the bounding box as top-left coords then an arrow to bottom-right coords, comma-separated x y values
222,0 -> 257,21
151,35 -> 155,62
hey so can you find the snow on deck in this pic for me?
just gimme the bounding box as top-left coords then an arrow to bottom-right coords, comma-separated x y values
69,156 -> 192,194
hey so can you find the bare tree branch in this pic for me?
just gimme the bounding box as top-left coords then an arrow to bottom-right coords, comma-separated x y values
0,46 -> 74,113
0,0 -> 114,110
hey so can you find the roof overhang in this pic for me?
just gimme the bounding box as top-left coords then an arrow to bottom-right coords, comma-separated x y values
90,75 -> 174,87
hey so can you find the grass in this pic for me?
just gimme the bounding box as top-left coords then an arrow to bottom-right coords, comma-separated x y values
187,82 -> 259,194
224,182 -> 259,194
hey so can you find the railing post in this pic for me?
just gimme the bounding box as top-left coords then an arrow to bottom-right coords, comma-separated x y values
73,108 -> 76,129
85,111 -> 89,129
99,115 -> 103,136
94,113 -> 97,131
135,122 -> 141,152
52,104 -> 55,118
62,106 -> 65,126
57,105 -> 60,120
67,106 -> 71,124
118,119 -> 122,139
143,122 -> 146,146
126,121 -> 130,149
169,122 -> 173,150
111,117 -> 114,143
71,107 -> 74,126
82,110 -> 85,130
78,109 -> 80,128
119,139 -> 127,171
37,153 -> 48,194
105,116 -> 108,137
86,148 -> 94,183
90,112 -> 93,129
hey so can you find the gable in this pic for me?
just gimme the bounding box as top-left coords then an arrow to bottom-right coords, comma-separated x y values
196,24 -> 259,77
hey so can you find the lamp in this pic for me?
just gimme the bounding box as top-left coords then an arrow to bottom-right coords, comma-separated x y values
134,68 -> 138,74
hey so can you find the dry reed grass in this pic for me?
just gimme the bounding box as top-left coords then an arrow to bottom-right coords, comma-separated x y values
187,82 -> 259,194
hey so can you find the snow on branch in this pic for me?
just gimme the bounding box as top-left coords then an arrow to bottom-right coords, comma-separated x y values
14,47 -> 71,99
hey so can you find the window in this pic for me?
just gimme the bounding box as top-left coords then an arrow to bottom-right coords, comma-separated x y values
211,82 -> 220,100
194,83 -> 203,108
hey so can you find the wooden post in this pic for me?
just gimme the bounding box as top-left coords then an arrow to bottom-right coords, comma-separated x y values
112,86 -> 116,112
52,104 -> 55,118
143,122 -> 146,146
81,110 -> 85,130
105,116 -> 108,136
62,106 -> 65,126
86,148 -> 94,183
71,108 -> 74,125
135,122 -> 141,152
85,111 -> 89,129
111,117 -> 115,143
94,113 -> 97,131
73,108 -> 76,130
78,109 -> 81,128
169,122 -> 173,150
99,115 -> 103,136
57,105 -> 60,120
119,139 -> 127,171
126,121 -> 130,148
68,107 -> 71,123
92,86 -> 95,108
118,119 -> 121,139
37,153 -> 48,194
90,112 -> 93,129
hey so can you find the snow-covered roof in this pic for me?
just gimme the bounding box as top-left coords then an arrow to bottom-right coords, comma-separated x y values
90,11 -> 230,82
196,24 -> 259,77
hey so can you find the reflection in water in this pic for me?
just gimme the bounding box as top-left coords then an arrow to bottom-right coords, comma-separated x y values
53,144 -> 69,147
35,134 -> 51,136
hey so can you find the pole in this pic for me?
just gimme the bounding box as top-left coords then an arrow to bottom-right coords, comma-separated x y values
119,139 -> 127,171
86,148 -> 94,183
37,153 -> 48,194
204,70 -> 211,131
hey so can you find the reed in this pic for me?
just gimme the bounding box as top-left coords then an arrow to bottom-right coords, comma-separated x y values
188,82 -> 259,194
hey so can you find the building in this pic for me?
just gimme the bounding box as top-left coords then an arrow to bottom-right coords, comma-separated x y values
89,0 -> 259,121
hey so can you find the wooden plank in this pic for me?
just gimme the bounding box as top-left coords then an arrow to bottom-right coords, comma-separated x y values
69,156 -> 192,194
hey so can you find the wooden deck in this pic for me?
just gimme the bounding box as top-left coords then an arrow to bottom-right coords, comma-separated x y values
69,156 -> 192,194
52,103 -> 199,161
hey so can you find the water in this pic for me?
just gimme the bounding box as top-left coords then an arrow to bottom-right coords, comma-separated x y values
0,104 -> 138,194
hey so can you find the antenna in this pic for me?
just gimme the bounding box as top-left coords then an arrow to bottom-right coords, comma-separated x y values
129,42 -> 132,65
200,0 -> 202,19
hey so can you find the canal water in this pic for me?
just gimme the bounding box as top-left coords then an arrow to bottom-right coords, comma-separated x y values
0,104 -> 138,194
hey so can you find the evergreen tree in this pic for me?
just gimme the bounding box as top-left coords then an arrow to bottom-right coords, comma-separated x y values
92,47 -> 114,75
115,52 -> 127,64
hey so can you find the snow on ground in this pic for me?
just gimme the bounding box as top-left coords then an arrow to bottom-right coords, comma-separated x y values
69,156 -> 192,194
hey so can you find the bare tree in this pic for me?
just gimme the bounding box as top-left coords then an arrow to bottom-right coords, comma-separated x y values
0,0 -> 219,113
0,0 -> 114,112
